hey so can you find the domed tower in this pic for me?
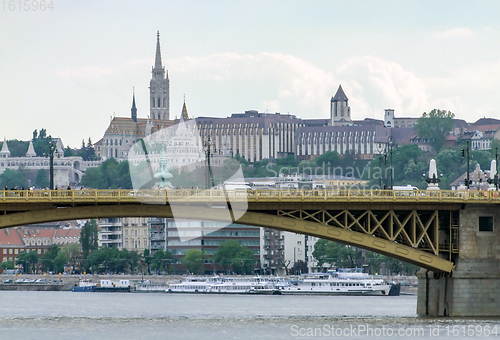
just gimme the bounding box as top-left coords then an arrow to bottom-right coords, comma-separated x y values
150,31 -> 170,121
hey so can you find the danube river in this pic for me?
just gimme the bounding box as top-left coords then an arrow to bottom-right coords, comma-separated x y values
0,291 -> 498,339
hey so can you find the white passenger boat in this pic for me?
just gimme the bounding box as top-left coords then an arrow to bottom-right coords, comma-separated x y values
280,269 -> 393,296
167,276 -> 281,295
167,276 -> 221,293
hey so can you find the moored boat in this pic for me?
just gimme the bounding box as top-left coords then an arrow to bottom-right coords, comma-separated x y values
167,276 -> 282,295
95,279 -> 131,292
71,279 -> 96,292
280,269 -> 394,296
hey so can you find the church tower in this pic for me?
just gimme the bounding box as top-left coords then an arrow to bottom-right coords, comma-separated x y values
329,85 -> 351,126
384,109 -> 394,128
150,31 -> 170,121
131,88 -> 137,123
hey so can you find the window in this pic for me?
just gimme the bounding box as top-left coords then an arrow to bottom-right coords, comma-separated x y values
479,216 -> 493,232
2,249 -> 5,255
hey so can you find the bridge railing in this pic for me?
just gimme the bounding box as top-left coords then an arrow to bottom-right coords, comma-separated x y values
1,188 -> 500,203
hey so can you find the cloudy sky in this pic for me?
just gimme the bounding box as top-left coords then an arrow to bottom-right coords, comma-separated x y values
1,0 -> 500,148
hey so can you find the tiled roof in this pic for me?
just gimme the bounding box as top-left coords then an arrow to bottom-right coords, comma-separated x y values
471,118 -> 500,126
0,229 -> 24,246
195,111 -> 303,130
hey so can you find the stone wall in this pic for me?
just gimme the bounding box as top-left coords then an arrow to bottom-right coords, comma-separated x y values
417,205 -> 500,316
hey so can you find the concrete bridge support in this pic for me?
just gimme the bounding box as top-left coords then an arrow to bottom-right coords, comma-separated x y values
417,205 -> 500,316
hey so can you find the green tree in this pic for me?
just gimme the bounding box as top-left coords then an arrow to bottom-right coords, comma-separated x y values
233,153 -> 249,167
54,251 -> 68,274
151,249 -> 173,274
81,159 -> 132,189
182,249 -> 205,274
61,243 -> 83,273
32,128 -> 52,157
80,220 -> 98,258
41,244 -> 60,272
64,146 -> 74,157
0,260 -> 15,270
212,240 -> 255,274
315,151 -> 340,168
16,250 -> 39,273
312,239 -> 357,268
0,169 -> 28,189
35,169 -> 49,189
415,109 -> 455,152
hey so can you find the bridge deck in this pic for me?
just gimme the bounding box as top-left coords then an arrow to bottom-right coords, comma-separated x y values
0,188 -> 498,205
0,188 -> 472,273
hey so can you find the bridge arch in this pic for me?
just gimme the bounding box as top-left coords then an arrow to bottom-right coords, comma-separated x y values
0,204 -> 454,272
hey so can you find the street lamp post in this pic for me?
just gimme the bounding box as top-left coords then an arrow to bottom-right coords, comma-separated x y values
377,136 -> 398,189
203,136 -> 215,189
45,137 -> 57,190
387,136 -> 398,190
461,140 -> 471,189
377,143 -> 387,189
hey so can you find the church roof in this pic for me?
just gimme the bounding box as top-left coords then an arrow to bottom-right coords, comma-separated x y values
26,140 -> 36,157
331,85 -> 348,102
105,117 -> 148,136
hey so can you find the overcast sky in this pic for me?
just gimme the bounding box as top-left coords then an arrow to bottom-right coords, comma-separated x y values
1,0 -> 500,148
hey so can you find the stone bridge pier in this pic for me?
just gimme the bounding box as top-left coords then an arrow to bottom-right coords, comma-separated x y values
417,205 -> 500,316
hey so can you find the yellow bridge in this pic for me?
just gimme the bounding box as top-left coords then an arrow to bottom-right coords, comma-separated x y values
2,188 -> 498,273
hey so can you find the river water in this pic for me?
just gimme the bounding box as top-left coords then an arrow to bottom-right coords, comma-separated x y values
0,291 -> 498,339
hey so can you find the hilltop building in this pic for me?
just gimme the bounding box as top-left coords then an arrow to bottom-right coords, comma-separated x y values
0,139 -> 100,187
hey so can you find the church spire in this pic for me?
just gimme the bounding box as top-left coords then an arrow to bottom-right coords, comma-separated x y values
180,95 -> 189,121
131,87 -> 137,123
150,31 -> 169,120
154,31 -> 163,71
